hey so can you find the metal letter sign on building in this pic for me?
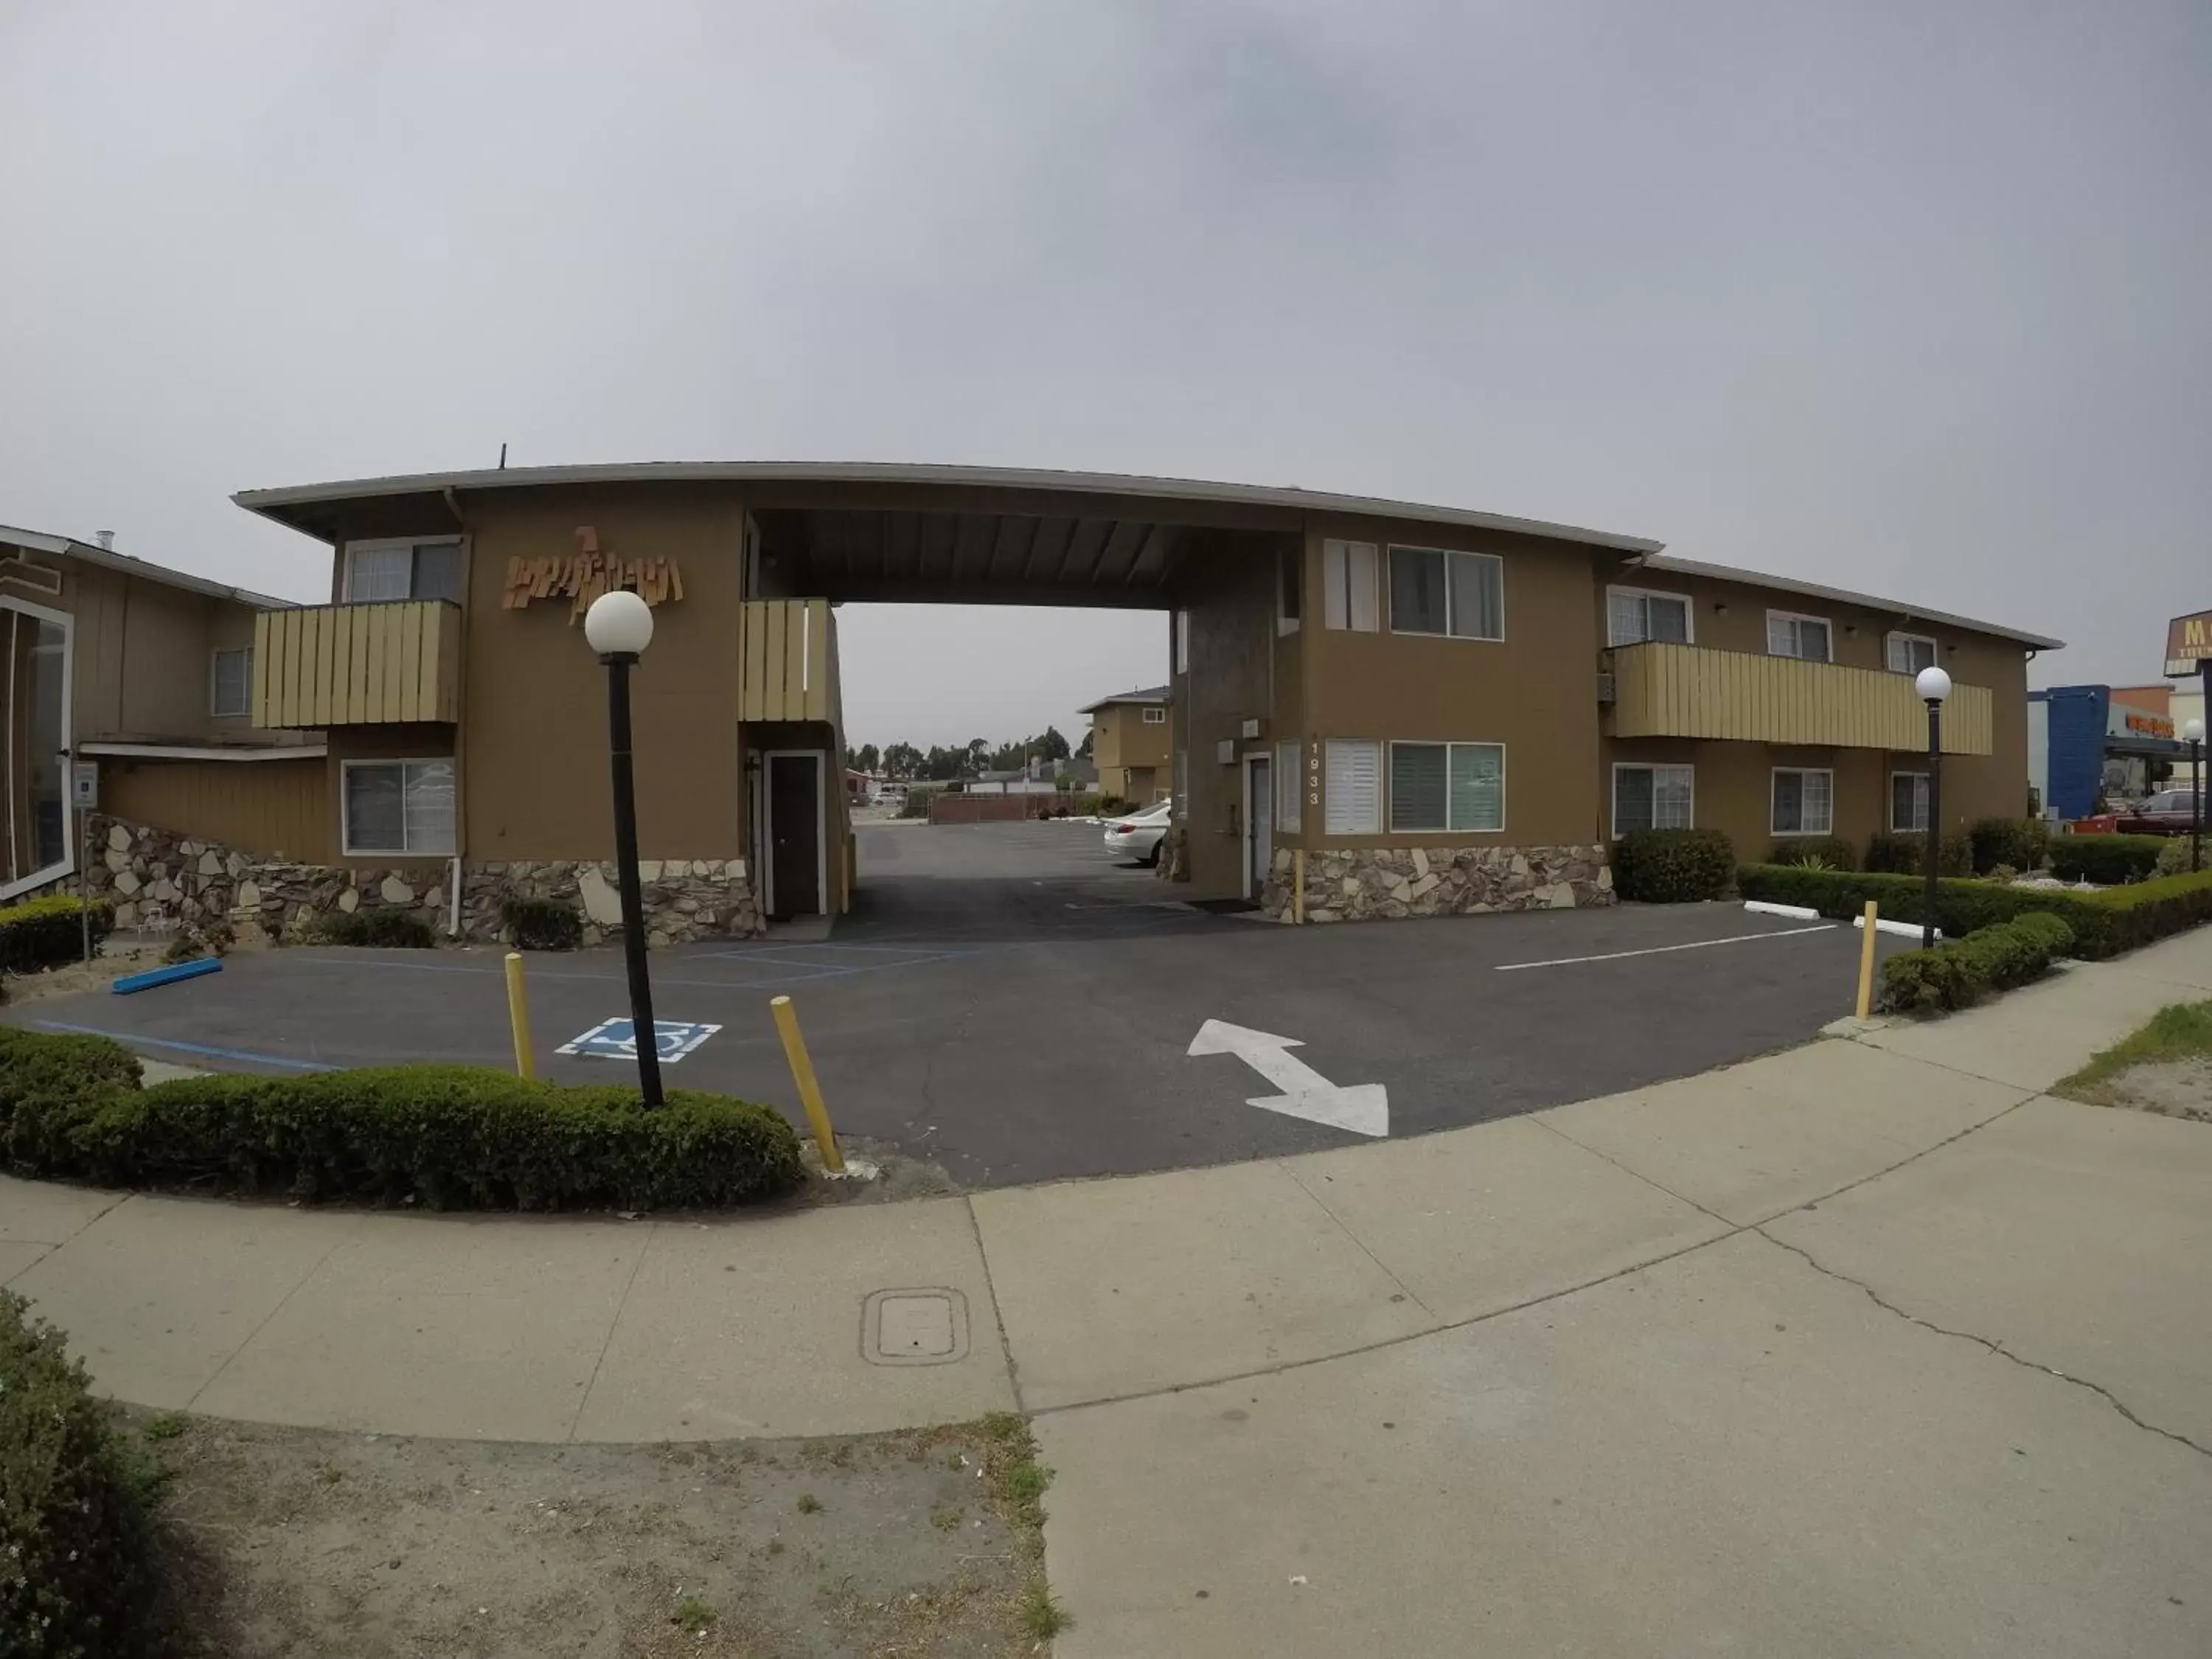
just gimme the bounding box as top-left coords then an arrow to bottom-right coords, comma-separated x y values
2166,609 -> 2212,677
557,1018 -> 721,1062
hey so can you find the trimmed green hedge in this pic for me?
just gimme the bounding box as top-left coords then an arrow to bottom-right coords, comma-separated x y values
1736,863 -> 2212,960
0,1030 -> 804,1211
316,907 -> 437,948
0,891 -> 114,974
2047,834 -> 2168,886
1767,834 -> 1858,871
1879,913 -> 2074,1014
1610,827 -> 1736,902
501,896 -> 583,950
1,1292 -> 164,1655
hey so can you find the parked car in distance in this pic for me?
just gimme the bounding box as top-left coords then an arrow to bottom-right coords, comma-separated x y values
1102,800 -> 1174,866
2114,787 -> 2205,836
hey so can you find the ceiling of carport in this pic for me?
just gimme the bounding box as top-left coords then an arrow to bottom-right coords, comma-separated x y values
759,507 -> 1186,605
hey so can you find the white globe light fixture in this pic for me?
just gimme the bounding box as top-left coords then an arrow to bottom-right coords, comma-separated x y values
585,588 -> 654,658
1914,665 -> 1952,705
2187,717 -> 2206,745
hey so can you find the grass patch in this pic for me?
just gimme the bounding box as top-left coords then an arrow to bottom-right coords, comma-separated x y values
1018,1575 -> 1074,1638
794,1492 -> 822,1514
2055,999 -> 2212,1105
142,1411 -> 191,1441
673,1592 -> 717,1632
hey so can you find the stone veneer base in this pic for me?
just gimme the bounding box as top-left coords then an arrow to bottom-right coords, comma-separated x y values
72,817 -> 764,947
1259,843 -> 1613,922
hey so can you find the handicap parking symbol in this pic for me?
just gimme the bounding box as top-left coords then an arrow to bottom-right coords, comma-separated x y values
557,1018 -> 721,1063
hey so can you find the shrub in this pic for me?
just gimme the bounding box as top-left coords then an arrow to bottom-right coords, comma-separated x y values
501,896 -> 583,951
316,906 -> 437,948
1768,834 -> 1857,872
1736,863 -> 2212,961
1611,827 -> 1735,902
2155,837 -> 2205,878
1878,913 -> 2075,1014
0,1030 -> 803,1211
0,891 -> 114,974
1864,831 -> 1972,877
0,1292 -> 164,1655
2048,834 -> 2170,886
1969,817 -> 2049,875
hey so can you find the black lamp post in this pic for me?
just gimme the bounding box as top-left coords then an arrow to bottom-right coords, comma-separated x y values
2187,717 -> 2205,874
1916,665 -> 1952,950
585,589 -> 664,1108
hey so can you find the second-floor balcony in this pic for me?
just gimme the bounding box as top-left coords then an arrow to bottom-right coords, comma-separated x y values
253,600 -> 462,728
740,598 -> 841,725
1607,641 -> 1992,754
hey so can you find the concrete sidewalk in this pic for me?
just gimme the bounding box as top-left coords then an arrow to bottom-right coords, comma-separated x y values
6,928 -> 2212,1654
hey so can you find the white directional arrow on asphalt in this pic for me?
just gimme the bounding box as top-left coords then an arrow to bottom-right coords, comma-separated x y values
1186,1019 -> 1390,1137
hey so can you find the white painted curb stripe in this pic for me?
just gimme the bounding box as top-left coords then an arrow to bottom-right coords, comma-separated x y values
1854,914 -> 1941,941
1744,900 -> 1821,920
1495,923 -> 1835,970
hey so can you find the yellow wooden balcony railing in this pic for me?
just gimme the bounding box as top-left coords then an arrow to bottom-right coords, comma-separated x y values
1608,642 -> 1992,754
740,598 -> 841,724
252,600 -> 462,728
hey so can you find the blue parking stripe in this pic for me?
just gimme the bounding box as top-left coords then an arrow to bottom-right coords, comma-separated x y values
32,1022 -> 339,1072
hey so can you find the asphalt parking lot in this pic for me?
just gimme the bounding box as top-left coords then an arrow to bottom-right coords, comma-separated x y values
14,820 -> 1905,1187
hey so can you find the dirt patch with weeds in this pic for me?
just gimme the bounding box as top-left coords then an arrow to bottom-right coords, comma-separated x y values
131,1408 -> 1062,1657
2074,1056 -> 2212,1124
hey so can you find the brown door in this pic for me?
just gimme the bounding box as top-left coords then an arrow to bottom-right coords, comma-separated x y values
768,754 -> 821,919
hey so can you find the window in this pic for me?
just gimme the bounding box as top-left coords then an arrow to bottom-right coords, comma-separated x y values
1324,740 -> 1380,834
1321,540 -> 1378,632
1886,632 -> 1938,675
1175,610 -> 1189,674
1890,771 -> 1930,832
1613,763 -> 1694,836
210,647 -> 252,718
342,759 -> 456,855
1276,740 -> 1300,832
1766,611 -> 1833,662
1771,768 -> 1834,835
1389,546 -> 1504,640
343,538 -> 463,604
1388,742 -> 1505,833
1141,705 -> 1166,725
1277,546 -> 1301,634
1607,588 -> 1692,647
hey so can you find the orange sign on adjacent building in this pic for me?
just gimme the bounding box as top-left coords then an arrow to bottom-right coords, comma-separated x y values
2166,609 -> 2212,677
502,526 -> 685,622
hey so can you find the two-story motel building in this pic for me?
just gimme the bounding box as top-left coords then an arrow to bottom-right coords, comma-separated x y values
11,465 -> 2058,942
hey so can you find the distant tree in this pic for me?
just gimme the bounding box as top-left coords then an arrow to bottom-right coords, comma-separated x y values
1077,727 -> 1094,759
882,742 -> 922,781
1036,725 -> 1071,762
855,742 -> 880,774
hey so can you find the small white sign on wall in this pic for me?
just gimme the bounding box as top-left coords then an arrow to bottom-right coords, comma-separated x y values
72,762 -> 98,810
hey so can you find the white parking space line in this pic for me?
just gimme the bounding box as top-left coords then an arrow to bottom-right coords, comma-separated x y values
1495,923 -> 1837,971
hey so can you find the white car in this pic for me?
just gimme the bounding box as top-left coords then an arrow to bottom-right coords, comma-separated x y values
1102,800 -> 1174,866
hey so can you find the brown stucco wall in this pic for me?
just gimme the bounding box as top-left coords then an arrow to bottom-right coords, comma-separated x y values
1301,519 -> 1604,849
451,488 -> 750,864
1091,702 -> 1170,775
1169,532 -> 1283,897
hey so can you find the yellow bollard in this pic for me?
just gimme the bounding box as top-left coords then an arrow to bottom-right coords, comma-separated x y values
1854,900 -> 1879,1020
1293,847 -> 1307,924
771,995 -> 845,1172
504,951 -> 535,1079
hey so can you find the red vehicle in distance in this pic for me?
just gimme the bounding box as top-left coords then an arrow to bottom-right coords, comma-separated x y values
2113,787 -> 2206,836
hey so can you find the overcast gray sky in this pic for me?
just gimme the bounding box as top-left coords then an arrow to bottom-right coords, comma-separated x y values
4,1 -> 2208,747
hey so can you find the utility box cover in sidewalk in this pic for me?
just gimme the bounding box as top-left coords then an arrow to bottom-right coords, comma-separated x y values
862,1288 -> 969,1366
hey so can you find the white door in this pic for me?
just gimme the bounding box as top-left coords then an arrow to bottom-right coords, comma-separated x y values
1247,755 -> 1273,898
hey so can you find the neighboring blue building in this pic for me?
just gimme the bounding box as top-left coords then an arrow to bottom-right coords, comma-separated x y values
2029,685 -> 2186,821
